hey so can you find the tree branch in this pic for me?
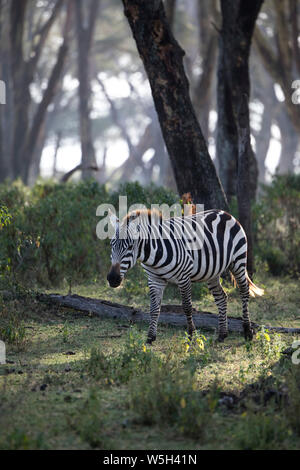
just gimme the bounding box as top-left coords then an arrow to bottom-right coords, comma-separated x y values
28,0 -> 64,76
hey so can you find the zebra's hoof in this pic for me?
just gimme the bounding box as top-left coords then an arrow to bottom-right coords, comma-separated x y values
243,325 -> 254,341
188,330 -> 195,340
218,332 -> 228,342
146,335 -> 156,345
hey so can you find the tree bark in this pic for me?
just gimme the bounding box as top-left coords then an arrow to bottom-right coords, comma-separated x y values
217,2 -> 261,203
217,0 -> 263,276
122,0 -> 228,210
216,34 -> 238,201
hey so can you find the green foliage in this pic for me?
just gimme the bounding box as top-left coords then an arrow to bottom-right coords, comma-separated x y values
128,365 -> 211,439
233,411 -> 287,450
0,205 -> 11,229
110,181 -> 180,215
254,174 -> 300,277
285,365 -> 300,436
0,180 -> 178,289
87,326 -> 160,384
0,429 -> 46,450
0,297 -> 27,350
71,388 -> 111,449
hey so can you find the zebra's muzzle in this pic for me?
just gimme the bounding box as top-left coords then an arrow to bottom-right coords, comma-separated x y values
107,264 -> 122,288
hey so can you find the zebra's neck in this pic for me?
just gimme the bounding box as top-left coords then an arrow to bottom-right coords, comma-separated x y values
136,222 -> 164,266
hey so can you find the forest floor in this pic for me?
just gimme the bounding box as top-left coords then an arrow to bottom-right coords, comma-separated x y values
0,273 -> 300,450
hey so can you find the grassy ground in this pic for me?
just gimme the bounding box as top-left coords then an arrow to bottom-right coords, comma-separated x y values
0,272 -> 300,450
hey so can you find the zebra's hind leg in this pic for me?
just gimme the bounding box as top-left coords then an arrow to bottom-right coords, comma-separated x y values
178,278 -> 195,339
230,265 -> 253,341
207,277 -> 228,342
146,278 -> 167,344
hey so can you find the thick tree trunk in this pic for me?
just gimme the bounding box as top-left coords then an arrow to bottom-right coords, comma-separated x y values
216,36 -> 238,201
217,2 -> 261,203
122,0 -> 228,210
218,0 -> 263,276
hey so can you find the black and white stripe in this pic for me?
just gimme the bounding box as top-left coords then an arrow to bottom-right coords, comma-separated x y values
107,209 -> 263,343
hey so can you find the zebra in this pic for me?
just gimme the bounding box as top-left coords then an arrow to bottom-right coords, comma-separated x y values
107,208 -> 264,343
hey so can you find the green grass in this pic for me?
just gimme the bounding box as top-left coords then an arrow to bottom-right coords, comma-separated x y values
0,272 -> 300,449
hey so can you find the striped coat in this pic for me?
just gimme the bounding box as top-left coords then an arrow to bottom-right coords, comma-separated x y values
107,209 -> 263,343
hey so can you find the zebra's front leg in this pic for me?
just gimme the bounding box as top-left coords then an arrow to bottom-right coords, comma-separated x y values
146,279 -> 166,344
179,278 -> 195,338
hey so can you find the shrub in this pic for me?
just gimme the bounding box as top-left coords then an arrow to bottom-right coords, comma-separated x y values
233,411 -> 287,450
254,174 -> 300,277
0,180 -> 179,289
87,327 -> 160,384
128,365 -> 211,439
71,388 -> 111,449
285,365 -> 300,436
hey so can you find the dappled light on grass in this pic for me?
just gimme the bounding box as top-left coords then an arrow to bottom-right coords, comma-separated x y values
1,278 -> 300,449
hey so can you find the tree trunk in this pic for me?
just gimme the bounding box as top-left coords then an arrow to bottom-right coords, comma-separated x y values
216,35 -> 238,201
75,0 -> 99,180
8,0 -> 66,183
122,0 -> 228,210
218,0 -> 263,276
0,1 -> 13,180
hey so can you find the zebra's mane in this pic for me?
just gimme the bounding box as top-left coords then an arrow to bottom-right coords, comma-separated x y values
122,208 -> 162,224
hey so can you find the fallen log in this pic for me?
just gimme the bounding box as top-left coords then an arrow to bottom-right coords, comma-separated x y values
38,293 -> 300,335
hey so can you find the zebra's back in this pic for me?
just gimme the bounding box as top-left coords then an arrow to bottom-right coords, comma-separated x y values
141,209 -> 247,284
188,210 -> 247,281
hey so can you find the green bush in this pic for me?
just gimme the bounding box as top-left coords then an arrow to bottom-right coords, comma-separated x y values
128,365 -> 211,439
87,327 -> 160,384
0,180 -> 178,289
254,174 -> 300,277
233,411 -> 287,450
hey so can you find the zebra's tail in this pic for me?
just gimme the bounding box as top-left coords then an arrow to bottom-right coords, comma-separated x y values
246,271 -> 264,297
230,270 -> 264,297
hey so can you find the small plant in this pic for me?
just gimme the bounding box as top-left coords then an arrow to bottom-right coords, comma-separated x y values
71,388 -> 111,449
0,429 -> 46,450
233,411 -> 287,450
0,307 -> 26,350
128,366 -> 211,439
61,321 -> 71,344
117,327 -> 159,383
87,327 -> 159,384
180,331 -> 210,373
256,327 -> 284,360
87,347 -> 113,381
285,365 -> 300,436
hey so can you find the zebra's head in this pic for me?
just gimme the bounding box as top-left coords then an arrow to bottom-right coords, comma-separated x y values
107,211 -> 140,288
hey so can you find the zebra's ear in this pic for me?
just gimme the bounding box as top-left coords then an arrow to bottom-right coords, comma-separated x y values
108,209 -> 119,230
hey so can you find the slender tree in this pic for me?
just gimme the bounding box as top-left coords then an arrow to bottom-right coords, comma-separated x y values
254,0 -> 300,134
75,0 -> 100,180
122,0 -> 228,210
7,0 -> 71,183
